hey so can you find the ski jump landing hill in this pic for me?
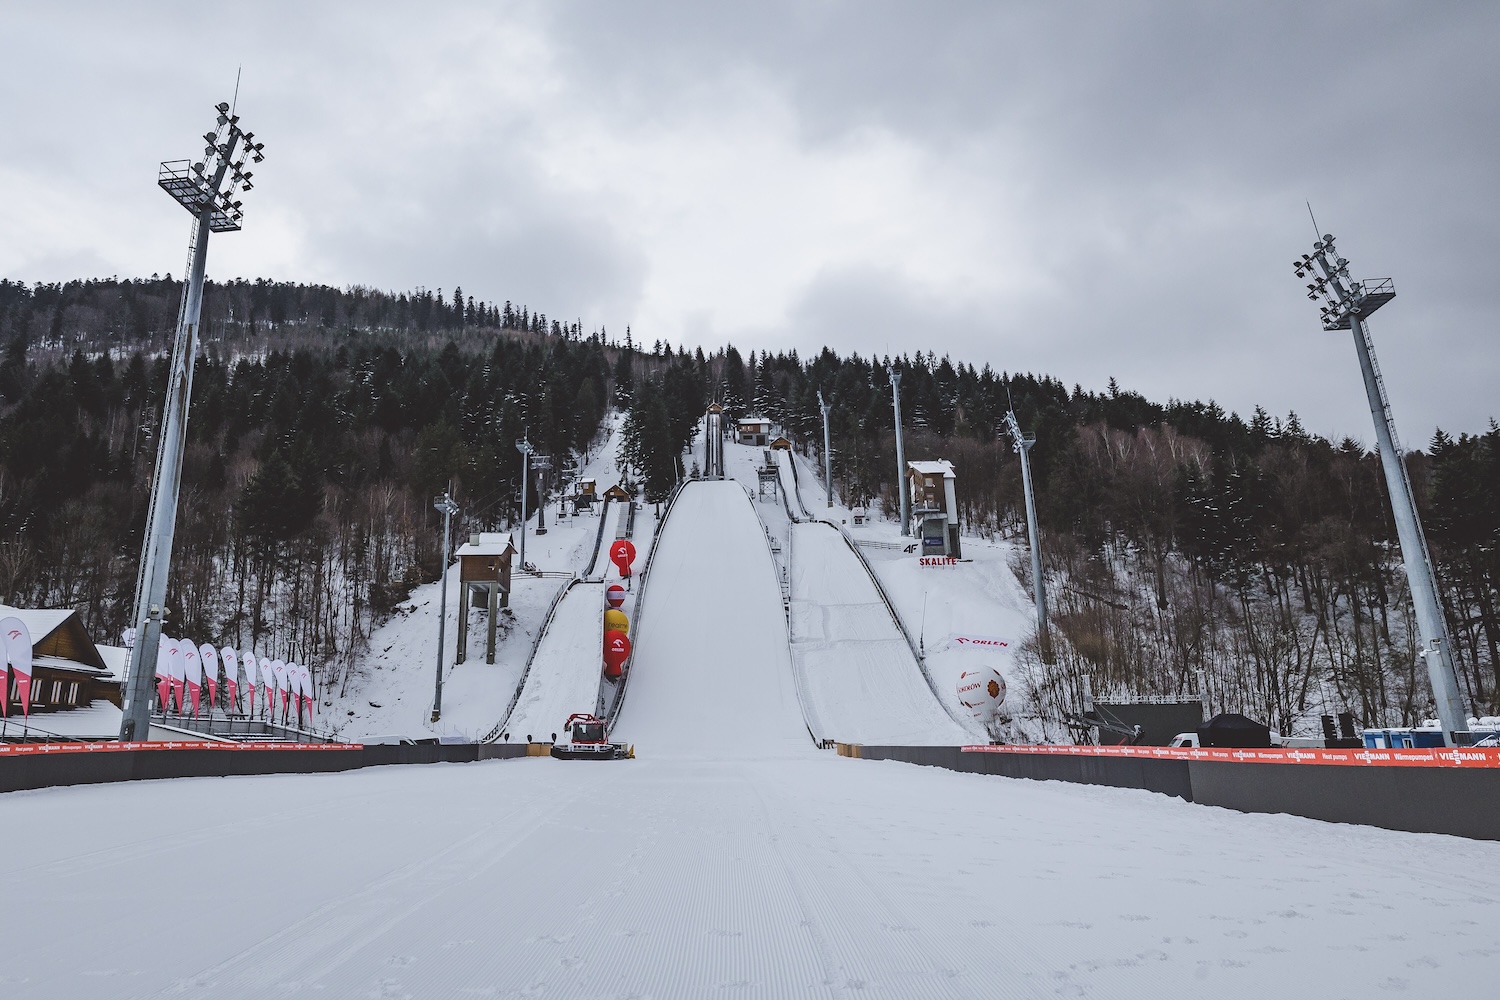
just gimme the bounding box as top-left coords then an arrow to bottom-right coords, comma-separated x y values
772,448 -> 979,746
612,480 -> 811,756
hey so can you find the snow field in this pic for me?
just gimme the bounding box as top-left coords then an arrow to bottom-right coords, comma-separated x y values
5,754 -> 1498,997
612,479 -> 813,758
330,417 -> 632,740
789,521 -> 978,745
502,580 -> 606,743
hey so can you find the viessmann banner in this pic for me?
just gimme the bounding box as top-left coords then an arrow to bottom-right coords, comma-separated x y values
0,741 -> 363,757
962,743 -> 1500,769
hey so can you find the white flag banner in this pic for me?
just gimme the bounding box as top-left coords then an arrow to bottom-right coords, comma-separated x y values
245,650 -> 261,714
168,638 -> 187,712
272,660 -> 288,719
155,643 -> 172,708
183,644 -> 202,715
261,656 -> 276,719
199,644 -> 219,705
1,616 -> 33,717
220,647 -> 239,706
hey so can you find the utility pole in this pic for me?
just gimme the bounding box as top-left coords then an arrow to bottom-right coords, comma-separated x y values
817,389 -> 833,508
1004,410 -> 1050,662
888,366 -> 909,534
431,491 -> 459,722
516,433 -> 534,571
121,100 -> 265,742
1294,234 -> 1468,743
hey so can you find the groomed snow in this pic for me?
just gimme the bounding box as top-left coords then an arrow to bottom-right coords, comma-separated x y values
4,756 -> 1498,997
612,479 -> 812,758
789,520 -> 978,745
502,581 -> 605,743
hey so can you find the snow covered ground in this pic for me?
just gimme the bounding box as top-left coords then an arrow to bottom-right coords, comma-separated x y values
614,479 -> 811,758
788,520 -> 979,745
769,441 -> 1039,725
502,580 -> 605,743
5,755 -> 1498,997
329,417 -> 632,741
8,435 -> 1500,997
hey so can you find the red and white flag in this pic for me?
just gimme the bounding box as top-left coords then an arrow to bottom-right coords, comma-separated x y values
244,650 -> 260,716
167,638 -> 186,713
272,659 -> 289,720
260,657 -> 276,718
199,644 -> 219,708
0,616 -> 32,717
184,644 -> 202,717
219,647 -> 239,710
155,642 -> 171,709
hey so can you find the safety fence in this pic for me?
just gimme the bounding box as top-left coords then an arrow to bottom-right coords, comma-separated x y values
842,742 -> 1500,842
0,740 -> 528,795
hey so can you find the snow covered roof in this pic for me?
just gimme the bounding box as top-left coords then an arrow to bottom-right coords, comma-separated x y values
907,460 -> 955,479
0,603 -> 108,670
95,643 -> 129,680
738,417 -> 773,428
456,533 -> 516,557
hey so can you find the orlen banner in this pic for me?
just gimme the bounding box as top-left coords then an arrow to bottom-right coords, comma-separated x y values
0,616 -> 32,716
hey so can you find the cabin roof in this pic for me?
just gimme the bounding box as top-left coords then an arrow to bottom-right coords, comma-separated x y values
455,532 -> 517,557
907,459 -> 956,479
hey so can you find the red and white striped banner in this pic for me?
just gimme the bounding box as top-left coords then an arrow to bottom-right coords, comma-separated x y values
962,743 -> 1500,769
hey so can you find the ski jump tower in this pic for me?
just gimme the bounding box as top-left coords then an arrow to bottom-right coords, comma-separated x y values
703,403 -> 724,479
120,101 -> 265,742
1294,234 -> 1468,743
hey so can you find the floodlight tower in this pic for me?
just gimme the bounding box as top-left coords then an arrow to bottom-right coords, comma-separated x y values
1293,234 -> 1468,742
120,101 -> 265,742
1004,410 -> 1050,662
431,491 -> 459,722
817,389 -> 833,508
516,433 -> 534,570
888,366 -> 909,534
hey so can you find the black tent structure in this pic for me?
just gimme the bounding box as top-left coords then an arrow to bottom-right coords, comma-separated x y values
1197,712 -> 1272,749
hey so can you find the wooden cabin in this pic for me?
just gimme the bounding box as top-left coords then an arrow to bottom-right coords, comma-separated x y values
769,435 -> 792,451
454,533 -> 516,664
1,604 -> 119,714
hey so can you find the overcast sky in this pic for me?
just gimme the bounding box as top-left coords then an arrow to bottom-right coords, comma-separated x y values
3,2 -> 1496,443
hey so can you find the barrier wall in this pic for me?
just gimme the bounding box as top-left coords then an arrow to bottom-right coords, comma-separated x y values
0,741 -> 529,795
852,743 -> 1500,841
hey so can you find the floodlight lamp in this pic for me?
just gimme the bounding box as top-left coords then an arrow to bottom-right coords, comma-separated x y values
232,200 -> 242,209
203,132 -> 218,144
217,115 -> 228,127
1313,241 -> 1324,251
192,162 -> 204,174
241,181 -> 253,191
243,131 -> 254,142
229,115 -> 239,125
216,101 -> 230,114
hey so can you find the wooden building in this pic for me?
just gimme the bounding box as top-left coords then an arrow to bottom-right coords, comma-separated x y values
1,604 -> 119,714
769,435 -> 793,451
454,533 -> 516,664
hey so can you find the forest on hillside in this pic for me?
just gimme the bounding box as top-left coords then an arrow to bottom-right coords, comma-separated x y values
2,275 -> 1498,732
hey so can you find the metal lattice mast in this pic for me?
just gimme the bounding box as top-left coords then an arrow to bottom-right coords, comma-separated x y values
1293,234 -> 1468,742
817,389 -> 833,508
120,101 -> 265,742
1004,410 -> 1050,661
431,492 -> 459,722
888,366 -> 909,534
